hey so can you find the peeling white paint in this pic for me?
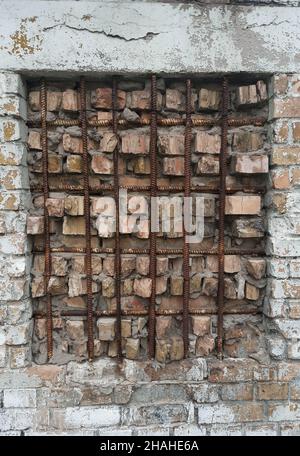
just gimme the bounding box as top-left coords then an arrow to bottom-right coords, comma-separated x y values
0,1 -> 299,73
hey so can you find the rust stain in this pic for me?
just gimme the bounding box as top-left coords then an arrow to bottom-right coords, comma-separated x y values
8,20 -> 42,56
82,15 -> 92,21
3,121 -> 16,141
3,101 -> 16,114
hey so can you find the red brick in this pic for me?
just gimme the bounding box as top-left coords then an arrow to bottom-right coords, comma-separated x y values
91,155 -> 113,174
234,154 -> 268,174
272,97 -> 300,118
225,195 -> 261,215
163,157 -> 184,175
91,88 -> 126,109
122,134 -> 150,154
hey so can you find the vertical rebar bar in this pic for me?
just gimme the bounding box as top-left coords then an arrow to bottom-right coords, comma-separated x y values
112,78 -> 122,359
40,79 -> 53,360
217,77 -> 229,359
148,74 -> 158,359
183,79 -> 192,358
79,76 -> 94,361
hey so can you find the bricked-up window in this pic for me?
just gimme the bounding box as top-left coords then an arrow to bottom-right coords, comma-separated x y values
27,76 -> 269,364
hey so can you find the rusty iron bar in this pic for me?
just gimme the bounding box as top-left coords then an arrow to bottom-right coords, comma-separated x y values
40,79 -> 53,361
217,77 -> 229,360
79,77 -> 94,361
33,247 -> 265,256
112,78 -> 122,359
183,79 -> 192,358
33,309 -> 262,318
29,184 -> 266,195
27,116 -> 266,128
148,74 -> 158,359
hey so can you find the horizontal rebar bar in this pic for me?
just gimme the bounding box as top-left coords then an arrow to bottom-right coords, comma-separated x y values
27,116 -> 266,128
33,309 -> 262,318
30,184 -> 266,195
33,247 -> 265,256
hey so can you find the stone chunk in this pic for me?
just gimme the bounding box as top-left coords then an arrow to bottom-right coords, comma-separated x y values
245,283 -> 260,300
28,91 -> 40,111
196,335 -> 215,356
158,135 -> 185,155
121,319 -> 132,338
225,195 -> 261,215
232,132 -> 264,152
63,134 -> 83,154
202,277 -> 218,297
156,316 -> 172,339
136,256 -> 149,275
65,195 -> 84,216
65,155 -> 82,173
170,276 -> 183,295
62,89 -> 79,111
48,277 -> 67,295
46,198 -> 64,217
102,277 -> 115,298
91,88 -> 126,109
195,131 -> 221,154
233,154 -> 268,174
232,218 -> 264,238
225,255 -> 241,273
132,157 -> 150,174
125,338 -> 140,359
192,316 -> 211,336
163,157 -> 184,175
28,131 -> 42,150
63,216 -> 85,235
46,91 -> 62,111
199,88 -> 221,111
31,277 -> 45,297
236,81 -> 267,107
66,320 -> 84,340
128,89 -> 162,111
51,256 -> 68,276
27,216 -> 44,234
97,318 -> 116,341
133,278 -> 152,298
246,258 -> 266,280
197,155 -> 219,174
122,134 -> 150,154
166,89 -> 186,111
170,336 -> 184,360
100,133 -> 118,153
30,90 -> 62,112
91,155 -> 113,174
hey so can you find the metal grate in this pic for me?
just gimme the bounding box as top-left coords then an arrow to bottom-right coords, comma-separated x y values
33,76 -> 266,361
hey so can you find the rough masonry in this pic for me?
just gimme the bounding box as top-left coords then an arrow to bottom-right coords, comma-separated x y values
0,0 -> 300,437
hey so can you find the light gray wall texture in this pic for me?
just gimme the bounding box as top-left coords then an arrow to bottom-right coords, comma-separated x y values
0,0 -> 300,75
1,0 -> 300,437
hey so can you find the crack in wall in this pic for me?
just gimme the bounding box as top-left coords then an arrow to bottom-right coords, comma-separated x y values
43,22 -> 160,42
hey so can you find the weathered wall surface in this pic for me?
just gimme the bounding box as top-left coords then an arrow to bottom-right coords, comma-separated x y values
0,0 -> 300,437
0,1 -> 300,74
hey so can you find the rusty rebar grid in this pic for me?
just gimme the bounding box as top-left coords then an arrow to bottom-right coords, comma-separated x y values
217,77 -> 229,360
183,79 -> 192,358
27,116 -> 266,128
40,79 -> 53,361
79,77 -> 94,361
148,74 -> 158,359
33,247 -> 265,256
112,78 -> 122,359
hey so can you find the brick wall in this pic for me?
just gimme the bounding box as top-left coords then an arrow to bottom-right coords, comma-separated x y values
0,72 -> 300,436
